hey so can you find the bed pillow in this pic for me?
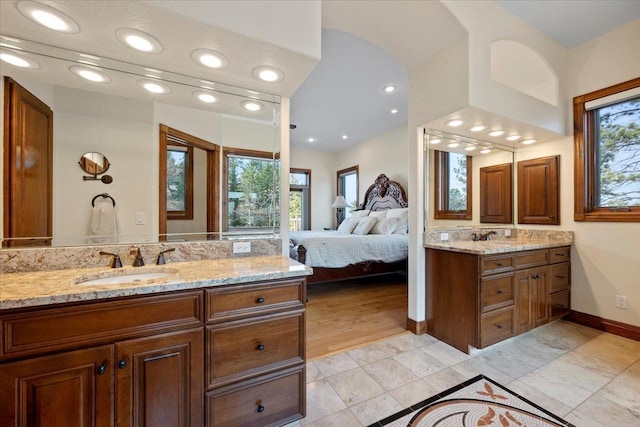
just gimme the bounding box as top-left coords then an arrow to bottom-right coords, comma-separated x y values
337,216 -> 360,233
386,207 -> 409,220
350,209 -> 370,218
352,216 -> 377,235
393,218 -> 409,234
369,210 -> 388,219
369,217 -> 398,235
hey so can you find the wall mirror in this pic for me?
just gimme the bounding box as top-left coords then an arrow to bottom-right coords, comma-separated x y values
1,36 -> 280,248
424,130 -> 515,228
79,152 -> 110,176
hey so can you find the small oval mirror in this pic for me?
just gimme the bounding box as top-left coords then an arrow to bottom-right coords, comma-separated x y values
79,152 -> 110,175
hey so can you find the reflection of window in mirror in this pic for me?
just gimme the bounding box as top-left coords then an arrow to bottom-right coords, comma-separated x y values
290,169 -> 311,231
166,143 -> 194,220
223,147 -> 280,231
337,166 -> 359,223
434,150 -> 472,220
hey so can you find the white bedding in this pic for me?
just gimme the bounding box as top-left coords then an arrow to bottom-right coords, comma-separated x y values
289,230 -> 408,268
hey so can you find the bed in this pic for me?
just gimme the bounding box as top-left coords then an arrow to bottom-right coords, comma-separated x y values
289,173 -> 409,284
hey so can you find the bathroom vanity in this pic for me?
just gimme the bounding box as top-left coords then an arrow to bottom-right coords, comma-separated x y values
0,256 -> 311,427
425,238 -> 572,354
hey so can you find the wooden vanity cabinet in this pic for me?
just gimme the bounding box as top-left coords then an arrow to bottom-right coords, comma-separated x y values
426,246 -> 571,353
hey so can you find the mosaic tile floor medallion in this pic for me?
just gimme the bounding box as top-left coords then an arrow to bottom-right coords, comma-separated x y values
369,375 -> 575,427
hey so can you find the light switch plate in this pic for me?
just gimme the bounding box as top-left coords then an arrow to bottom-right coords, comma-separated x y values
440,232 -> 449,241
135,212 -> 145,225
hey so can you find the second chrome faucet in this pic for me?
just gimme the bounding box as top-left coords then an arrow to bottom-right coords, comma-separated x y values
130,247 -> 145,267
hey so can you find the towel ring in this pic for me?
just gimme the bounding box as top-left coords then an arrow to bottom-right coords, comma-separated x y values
92,193 -> 116,207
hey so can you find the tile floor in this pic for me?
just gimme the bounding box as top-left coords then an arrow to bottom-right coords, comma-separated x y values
285,320 -> 640,426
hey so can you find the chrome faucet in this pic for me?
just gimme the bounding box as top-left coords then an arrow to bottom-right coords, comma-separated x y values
479,231 -> 498,241
100,251 -> 122,268
156,248 -> 176,265
130,247 -> 145,267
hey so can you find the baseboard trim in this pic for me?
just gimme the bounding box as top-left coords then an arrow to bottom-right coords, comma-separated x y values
407,318 -> 426,335
565,310 -> 640,342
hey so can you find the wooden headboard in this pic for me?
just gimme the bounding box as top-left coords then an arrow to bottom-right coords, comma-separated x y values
359,174 -> 408,211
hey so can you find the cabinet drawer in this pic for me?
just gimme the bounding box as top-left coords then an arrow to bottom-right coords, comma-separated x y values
515,250 -> 549,269
206,280 -> 304,322
207,313 -> 304,388
207,367 -> 304,427
0,291 -> 203,360
480,255 -> 514,276
550,263 -> 570,292
480,307 -> 514,348
481,274 -> 514,313
549,247 -> 570,264
550,290 -> 570,319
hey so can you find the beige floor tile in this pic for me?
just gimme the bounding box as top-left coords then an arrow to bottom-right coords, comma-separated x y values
301,409 -> 363,427
382,412 -> 415,427
388,379 -> 438,408
420,340 -> 471,366
574,332 -> 640,369
347,342 -> 395,366
516,319 -> 600,357
349,393 -> 404,426
573,392 -> 640,425
479,341 -> 556,379
450,356 -> 516,385
306,361 -> 323,383
313,352 -> 358,377
326,367 -> 385,406
518,367 -> 593,408
600,365 -> 640,412
362,357 -> 418,391
392,348 -> 447,378
422,368 -> 468,393
376,334 -> 424,355
304,379 -> 348,424
507,379 -> 573,417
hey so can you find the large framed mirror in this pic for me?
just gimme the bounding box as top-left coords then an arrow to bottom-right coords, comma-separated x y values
1,36 -> 281,248
424,130 -> 515,228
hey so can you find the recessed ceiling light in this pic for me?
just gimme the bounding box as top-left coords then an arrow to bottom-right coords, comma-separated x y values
116,29 -> 162,53
253,66 -> 284,83
192,48 -> 229,69
390,109 -> 398,114
17,1 -> 79,33
241,100 -> 263,111
0,50 -> 39,69
465,145 -> 477,151
138,80 -> 170,94
193,91 -> 217,104
506,135 -> 521,141
488,130 -> 505,137
342,135 -> 348,140
521,139 -> 537,145
69,65 -> 111,83
307,137 -> 315,143
383,85 -> 397,93
480,148 -> 492,154
445,119 -> 465,127
470,125 -> 486,132
447,142 -> 460,148
430,138 -> 441,145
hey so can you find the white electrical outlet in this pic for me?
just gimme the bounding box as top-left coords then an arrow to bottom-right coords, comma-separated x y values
233,241 -> 251,254
504,229 -> 512,237
615,295 -> 627,309
135,212 -> 145,225
440,232 -> 449,241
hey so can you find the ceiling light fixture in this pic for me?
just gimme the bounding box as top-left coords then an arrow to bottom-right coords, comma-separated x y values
116,29 -> 162,53
138,80 -> 170,94
445,119 -> 465,127
521,139 -> 537,145
390,109 -> 398,114
18,1 -> 80,33
241,100 -> 263,112
342,135 -> 348,140
480,148 -> 492,154
429,138 -> 441,145
488,130 -> 505,137
307,137 -> 315,143
69,65 -> 111,83
447,142 -> 460,148
193,91 -> 217,104
383,84 -> 397,93
253,65 -> 284,83
506,135 -> 521,141
465,145 -> 477,151
0,50 -> 39,69
470,125 -> 486,132
192,48 -> 229,69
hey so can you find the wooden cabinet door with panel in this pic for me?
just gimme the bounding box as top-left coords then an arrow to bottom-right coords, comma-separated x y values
518,155 -> 560,225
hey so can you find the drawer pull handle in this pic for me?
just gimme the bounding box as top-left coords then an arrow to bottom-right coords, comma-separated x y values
555,275 -> 565,279
495,262 -> 503,267
118,359 -> 127,369
256,297 -> 265,304
256,344 -> 265,351
553,303 -> 566,307
555,253 -> 565,257
532,274 -> 541,279
97,363 -> 107,375
496,289 -> 504,294
257,404 -> 265,413
495,324 -> 504,330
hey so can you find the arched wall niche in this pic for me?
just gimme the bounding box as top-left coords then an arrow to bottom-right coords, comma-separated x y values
490,40 -> 559,106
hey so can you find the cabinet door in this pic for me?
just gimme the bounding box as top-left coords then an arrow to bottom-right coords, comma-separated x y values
115,328 -> 203,427
514,270 -> 534,334
532,267 -> 550,327
0,345 -> 114,427
517,155 -> 559,225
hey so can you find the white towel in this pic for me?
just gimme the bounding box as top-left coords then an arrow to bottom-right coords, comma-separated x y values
88,202 -> 118,244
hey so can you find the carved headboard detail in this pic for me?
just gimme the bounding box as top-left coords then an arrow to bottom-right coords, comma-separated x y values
360,174 -> 408,211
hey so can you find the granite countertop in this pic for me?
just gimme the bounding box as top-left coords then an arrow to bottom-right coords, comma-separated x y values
424,238 -> 573,255
0,255 -> 312,310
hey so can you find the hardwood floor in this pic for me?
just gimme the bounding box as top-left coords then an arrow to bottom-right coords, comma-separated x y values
306,274 -> 408,360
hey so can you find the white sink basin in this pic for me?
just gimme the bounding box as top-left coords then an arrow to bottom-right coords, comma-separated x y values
76,269 -> 177,285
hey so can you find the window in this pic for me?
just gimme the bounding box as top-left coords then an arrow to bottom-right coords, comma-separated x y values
223,147 -> 280,231
166,143 -> 193,220
434,150 -> 472,220
337,166 -> 359,223
290,169 -> 311,231
574,77 -> 640,222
